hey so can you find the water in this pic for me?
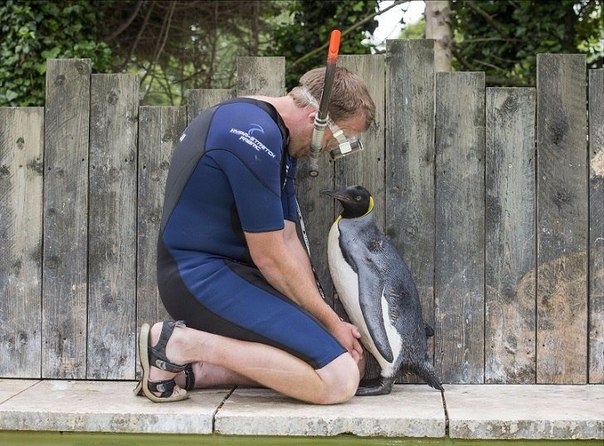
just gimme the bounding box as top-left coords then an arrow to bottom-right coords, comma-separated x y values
0,432 -> 600,446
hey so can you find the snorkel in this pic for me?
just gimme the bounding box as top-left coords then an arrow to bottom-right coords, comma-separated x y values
308,29 -> 341,177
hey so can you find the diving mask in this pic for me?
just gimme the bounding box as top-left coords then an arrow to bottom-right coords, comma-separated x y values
301,87 -> 364,160
326,118 -> 364,159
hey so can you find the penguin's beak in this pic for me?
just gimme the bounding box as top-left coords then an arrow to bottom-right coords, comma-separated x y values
320,189 -> 352,203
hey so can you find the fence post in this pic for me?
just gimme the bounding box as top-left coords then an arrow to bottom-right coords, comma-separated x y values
385,39 -> 436,382
588,68 -> 604,383
42,59 -> 91,379
136,106 -> 188,366
87,73 -> 139,379
0,107 -> 44,377
434,71 -> 486,383
485,87 -> 536,383
536,54 -> 588,384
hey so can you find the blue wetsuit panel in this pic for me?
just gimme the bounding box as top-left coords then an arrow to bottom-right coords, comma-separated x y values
157,98 -> 345,369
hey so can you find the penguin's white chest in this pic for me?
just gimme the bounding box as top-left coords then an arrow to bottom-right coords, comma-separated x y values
327,222 -> 398,375
327,223 -> 363,326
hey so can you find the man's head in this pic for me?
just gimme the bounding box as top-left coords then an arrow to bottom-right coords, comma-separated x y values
290,67 -> 376,132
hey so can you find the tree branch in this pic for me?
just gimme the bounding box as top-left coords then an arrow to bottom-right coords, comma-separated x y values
118,0 -> 154,72
464,0 -> 509,36
106,0 -> 144,42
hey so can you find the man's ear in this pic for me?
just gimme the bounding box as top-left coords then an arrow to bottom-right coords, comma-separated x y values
308,111 -> 316,123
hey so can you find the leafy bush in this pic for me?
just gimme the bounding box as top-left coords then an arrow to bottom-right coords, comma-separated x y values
0,0 -> 112,106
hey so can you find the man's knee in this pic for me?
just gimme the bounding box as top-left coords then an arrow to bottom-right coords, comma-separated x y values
316,353 -> 360,404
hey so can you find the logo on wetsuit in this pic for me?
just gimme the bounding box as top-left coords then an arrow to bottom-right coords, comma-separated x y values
229,126 -> 275,159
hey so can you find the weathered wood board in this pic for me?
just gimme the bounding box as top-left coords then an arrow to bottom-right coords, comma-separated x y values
42,59 -> 91,379
237,56 -> 285,97
0,107 -> 44,377
536,54 -> 588,384
385,39 -> 435,383
136,106 -> 188,352
434,72 -> 486,383
588,68 -> 604,383
485,87 -> 536,383
87,74 -> 139,379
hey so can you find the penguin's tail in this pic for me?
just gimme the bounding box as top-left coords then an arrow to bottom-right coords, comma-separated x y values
412,362 -> 444,392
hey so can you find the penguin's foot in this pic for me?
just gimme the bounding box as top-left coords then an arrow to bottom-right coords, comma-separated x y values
355,376 -> 394,396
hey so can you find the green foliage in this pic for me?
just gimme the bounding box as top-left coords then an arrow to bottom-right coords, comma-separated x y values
400,18 -> 425,40
265,0 -> 379,89
0,0 -> 112,106
451,0 -> 604,86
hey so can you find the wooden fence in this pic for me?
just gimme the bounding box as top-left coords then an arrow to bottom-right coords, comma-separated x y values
1,40 -> 602,385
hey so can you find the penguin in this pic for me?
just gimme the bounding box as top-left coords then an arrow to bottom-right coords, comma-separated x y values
322,185 -> 444,396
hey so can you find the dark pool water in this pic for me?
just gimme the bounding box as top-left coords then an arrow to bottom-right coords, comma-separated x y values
0,432 -> 600,446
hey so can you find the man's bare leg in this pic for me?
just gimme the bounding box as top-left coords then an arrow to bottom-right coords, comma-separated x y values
175,362 -> 259,389
148,322 -> 360,404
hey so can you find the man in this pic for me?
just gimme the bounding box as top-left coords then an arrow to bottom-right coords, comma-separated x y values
136,66 -> 376,404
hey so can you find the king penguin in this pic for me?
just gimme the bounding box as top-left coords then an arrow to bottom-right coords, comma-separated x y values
322,185 -> 444,396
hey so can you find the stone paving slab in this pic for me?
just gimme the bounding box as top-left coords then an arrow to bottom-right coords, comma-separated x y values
214,385 -> 446,437
0,379 -> 39,403
445,384 -> 604,440
0,380 -> 231,434
1,380 -> 602,440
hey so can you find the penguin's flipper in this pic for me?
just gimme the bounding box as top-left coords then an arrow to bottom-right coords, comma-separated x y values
356,376 -> 395,396
358,273 -> 394,363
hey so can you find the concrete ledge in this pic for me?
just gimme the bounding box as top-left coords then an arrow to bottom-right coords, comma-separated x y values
446,384 -> 604,440
0,380 -> 231,434
0,379 -> 602,440
214,386 -> 445,437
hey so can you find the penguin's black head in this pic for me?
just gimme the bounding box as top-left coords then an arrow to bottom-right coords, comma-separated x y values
321,185 -> 373,219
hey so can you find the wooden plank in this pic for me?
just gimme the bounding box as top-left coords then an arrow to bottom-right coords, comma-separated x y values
434,71 -> 486,383
87,74 -> 139,379
384,40 -> 435,384
187,89 -> 234,123
485,87 -> 537,383
42,59 -> 91,379
536,54 -> 588,384
136,107 -> 188,346
236,56 -> 285,97
588,68 -> 604,383
0,107 -> 44,377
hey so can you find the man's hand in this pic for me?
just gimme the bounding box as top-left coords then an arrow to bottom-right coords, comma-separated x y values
329,319 -> 363,363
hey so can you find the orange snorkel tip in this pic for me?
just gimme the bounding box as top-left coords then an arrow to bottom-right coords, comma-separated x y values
327,29 -> 341,64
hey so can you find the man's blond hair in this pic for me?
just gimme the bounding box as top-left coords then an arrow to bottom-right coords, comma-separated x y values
289,67 -> 375,131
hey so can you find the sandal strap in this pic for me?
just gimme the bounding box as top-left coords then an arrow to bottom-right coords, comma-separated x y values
149,320 -> 188,373
183,364 -> 196,391
147,378 -> 178,398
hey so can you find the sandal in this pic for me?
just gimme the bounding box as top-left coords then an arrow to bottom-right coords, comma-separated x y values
136,320 -> 190,403
133,363 -> 195,395
183,363 -> 196,390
